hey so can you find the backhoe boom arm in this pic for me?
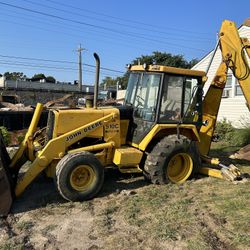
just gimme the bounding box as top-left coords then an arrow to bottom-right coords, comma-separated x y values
198,20 -> 250,156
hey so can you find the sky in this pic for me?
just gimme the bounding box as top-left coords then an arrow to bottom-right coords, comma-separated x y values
0,0 -> 250,85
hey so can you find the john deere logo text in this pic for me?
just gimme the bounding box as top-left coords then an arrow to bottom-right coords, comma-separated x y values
66,131 -> 82,142
83,121 -> 102,133
66,121 -> 102,142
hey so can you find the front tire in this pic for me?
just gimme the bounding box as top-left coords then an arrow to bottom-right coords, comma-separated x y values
55,152 -> 104,201
143,135 -> 200,184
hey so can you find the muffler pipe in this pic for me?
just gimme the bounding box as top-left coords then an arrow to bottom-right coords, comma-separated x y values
93,53 -> 100,109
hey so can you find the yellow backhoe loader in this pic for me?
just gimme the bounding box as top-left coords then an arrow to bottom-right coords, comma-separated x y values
0,20 -> 249,216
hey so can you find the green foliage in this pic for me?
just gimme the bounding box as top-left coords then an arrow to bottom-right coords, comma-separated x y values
132,51 -> 197,69
0,126 -> 10,145
45,76 -> 56,83
100,73 -> 129,90
215,118 -> 250,146
31,73 -> 46,80
31,73 -> 56,83
214,118 -> 235,141
4,71 -> 27,80
100,76 -> 117,89
229,127 -> 250,146
17,134 -> 24,144
103,52 -> 197,89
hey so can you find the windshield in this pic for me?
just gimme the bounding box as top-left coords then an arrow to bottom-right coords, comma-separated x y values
125,72 -> 161,121
124,73 -> 140,105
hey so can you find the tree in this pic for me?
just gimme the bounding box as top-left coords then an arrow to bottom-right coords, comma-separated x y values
100,76 -> 117,90
31,74 -> 56,83
115,73 -> 129,90
31,73 -> 46,81
46,76 -> 56,83
188,58 -> 200,68
131,51 -> 197,69
4,72 -> 27,80
104,52 -> 199,89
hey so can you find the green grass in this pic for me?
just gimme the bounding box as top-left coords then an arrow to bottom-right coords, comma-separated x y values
0,242 -> 24,250
41,224 -> 57,236
16,221 -> 34,231
1,141 -> 249,250
101,141 -> 250,249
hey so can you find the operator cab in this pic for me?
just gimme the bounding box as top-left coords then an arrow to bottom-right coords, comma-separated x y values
124,64 -> 205,144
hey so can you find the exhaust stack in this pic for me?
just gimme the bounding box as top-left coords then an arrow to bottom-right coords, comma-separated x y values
93,53 -> 100,109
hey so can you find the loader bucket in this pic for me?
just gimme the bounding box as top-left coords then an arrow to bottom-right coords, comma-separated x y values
0,132 -> 14,216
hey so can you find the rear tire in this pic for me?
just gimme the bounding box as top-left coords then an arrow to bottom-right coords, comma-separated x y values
55,152 -> 104,201
143,135 -> 200,184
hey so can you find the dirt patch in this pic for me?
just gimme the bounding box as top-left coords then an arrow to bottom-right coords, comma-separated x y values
0,150 -> 250,249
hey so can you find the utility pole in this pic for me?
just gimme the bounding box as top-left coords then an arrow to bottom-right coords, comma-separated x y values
77,44 -> 85,92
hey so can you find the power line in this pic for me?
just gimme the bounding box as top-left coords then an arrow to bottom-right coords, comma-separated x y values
0,2 -> 138,37
0,1 -> 208,52
0,60 -> 121,76
23,0 -> 212,42
0,6 -> 212,47
0,17 -> 165,56
0,54 -> 125,74
0,7 -> 209,62
0,61 -> 121,78
44,0 -> 213,36
0,13 -> 208,59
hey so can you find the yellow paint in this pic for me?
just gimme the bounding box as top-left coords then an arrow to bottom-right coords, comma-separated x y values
103,108 -> 121,147
130,65 -> 206,77
70,165 -> 96,191
53,108 -> 104,138
198,20 -> 250,156
68,141 -> 114,154
113,147 -> 143,166
138,124 -> 200,151
199,167 -> 223,179
167,153 -> 193,184
10,103 -> 43,168
15,112 -> 116,196
45,160 -> 59,178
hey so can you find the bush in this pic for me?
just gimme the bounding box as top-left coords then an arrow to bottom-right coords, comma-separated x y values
0,126 -> 10,146
214,118 -> 235,141
214,118 -> 250,146
229,127 -> 250,146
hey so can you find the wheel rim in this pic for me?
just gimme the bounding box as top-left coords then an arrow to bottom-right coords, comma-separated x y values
70,165 -> 96,191
166,153 -> 193,184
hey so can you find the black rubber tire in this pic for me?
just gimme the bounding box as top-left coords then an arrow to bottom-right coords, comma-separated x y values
55,152 -> 104,201
143,135 -> 201,184
189,141 -> 202,178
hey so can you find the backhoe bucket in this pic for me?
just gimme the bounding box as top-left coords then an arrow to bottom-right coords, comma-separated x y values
0,132 -> 14,216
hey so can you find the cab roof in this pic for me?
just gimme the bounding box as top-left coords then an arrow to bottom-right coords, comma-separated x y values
129,65 -> 206,77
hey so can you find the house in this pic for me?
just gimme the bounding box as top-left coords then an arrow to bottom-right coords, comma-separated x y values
192,19 -> 250,127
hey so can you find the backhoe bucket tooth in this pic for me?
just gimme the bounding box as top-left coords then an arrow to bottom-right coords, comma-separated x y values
0,132 -> 14,216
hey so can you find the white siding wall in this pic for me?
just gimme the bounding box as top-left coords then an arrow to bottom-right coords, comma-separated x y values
0,77 -> 5,88
217,96 -> 249,127
192,25 -> 250,128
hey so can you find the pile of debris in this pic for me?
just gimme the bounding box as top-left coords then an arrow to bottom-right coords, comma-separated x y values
230,144 -> 250,161
0,94 -> 76,111
0,102 -> 33,111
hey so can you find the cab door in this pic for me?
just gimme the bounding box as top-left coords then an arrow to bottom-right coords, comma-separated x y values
125,72 -> 162,144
